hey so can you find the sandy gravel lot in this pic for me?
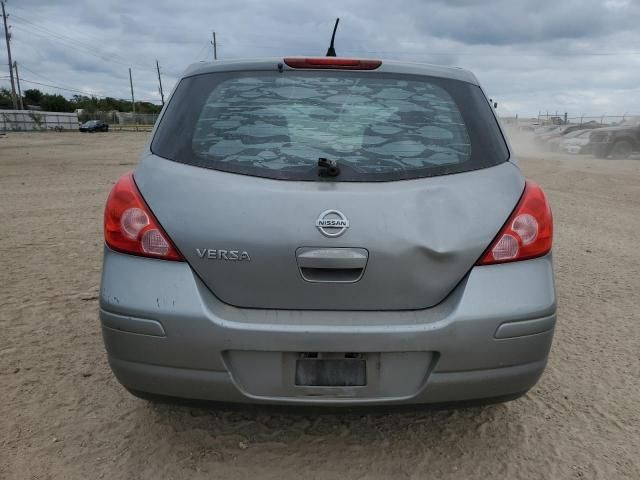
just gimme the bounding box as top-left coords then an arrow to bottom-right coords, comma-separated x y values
1,132 -> 639,479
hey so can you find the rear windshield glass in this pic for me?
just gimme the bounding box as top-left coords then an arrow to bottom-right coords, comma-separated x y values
152,71 -> 508,181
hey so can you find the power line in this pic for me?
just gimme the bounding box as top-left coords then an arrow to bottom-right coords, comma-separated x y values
10,11 -> 125,54
10,17 -> 181,79
10,14 -> 156,72
9,2 -> 170,78
11,23 -> 140,72
17,61 -> 166,103
14,62 -> 66,84
16,77 -> 161,103
18,78 -> 109,97
17,63 -> 109,96
11,22 -> 128,70
10,12 -> 154,68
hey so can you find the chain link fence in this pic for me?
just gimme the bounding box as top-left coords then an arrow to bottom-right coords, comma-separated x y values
0,110 -> 79,132
504,112 -> 640,127
0,110 -> 160,133
539,113 -> 640,126
76,111 -> 158,131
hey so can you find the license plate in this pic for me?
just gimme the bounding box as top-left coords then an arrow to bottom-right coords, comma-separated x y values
295,358 -> 367,387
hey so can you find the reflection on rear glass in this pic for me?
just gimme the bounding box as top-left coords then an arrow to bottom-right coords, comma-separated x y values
192,76 -> 472,174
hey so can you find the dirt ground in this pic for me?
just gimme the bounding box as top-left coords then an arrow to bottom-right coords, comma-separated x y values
1,132 -> 639,480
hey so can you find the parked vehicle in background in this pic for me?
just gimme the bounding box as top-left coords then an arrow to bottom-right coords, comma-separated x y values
562,122 -> 601,136
547,129 -> 586,152
533,125 -> 559,135
534,122 -> 602,151
590,120 -> 640,159
559,129 -> 595,155
79,120 -> 109,132
533,126 -> 563,148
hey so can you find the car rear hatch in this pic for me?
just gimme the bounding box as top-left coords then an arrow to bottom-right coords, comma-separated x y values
134,59 -> 523,310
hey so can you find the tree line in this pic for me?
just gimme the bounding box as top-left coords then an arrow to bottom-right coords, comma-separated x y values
0,87 -> 162,114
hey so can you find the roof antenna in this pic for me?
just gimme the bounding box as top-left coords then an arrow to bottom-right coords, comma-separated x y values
326,18 -> 340,57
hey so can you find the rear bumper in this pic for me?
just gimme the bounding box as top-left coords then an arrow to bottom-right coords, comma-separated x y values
99,247 -> 557,405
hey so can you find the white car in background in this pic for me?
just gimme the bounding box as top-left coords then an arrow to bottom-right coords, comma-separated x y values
559,130 -> 594,154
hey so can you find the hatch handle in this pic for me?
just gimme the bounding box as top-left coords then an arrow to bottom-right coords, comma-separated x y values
296,247 -> 368,283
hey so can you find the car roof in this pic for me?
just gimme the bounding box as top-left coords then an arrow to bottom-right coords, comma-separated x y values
182,57 -> 481,86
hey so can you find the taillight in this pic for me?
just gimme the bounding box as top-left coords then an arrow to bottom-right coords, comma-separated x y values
283,57 -> 382,70
477,181 -> 553,265
104,172 -> 183,261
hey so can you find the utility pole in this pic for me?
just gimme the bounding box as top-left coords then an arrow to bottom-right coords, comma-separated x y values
1,1 -> 18,109
211,31 -> 217,60
128,67 -> 135,114
128,67 -> 137,131
13,60 -> 23,110
155,59 -> 164,106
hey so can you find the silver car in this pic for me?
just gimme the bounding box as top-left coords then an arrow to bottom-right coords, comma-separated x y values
100,57 -> 556,406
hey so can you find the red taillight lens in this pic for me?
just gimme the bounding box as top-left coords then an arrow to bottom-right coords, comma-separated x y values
283,57 -> 382,70
477,181 -> 553,265
104,172 -> 183,261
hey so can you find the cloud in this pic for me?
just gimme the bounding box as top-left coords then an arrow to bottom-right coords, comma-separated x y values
3,0 -> 639,115
411,0 -> 640,45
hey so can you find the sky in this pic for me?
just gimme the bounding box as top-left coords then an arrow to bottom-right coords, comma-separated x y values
3,0 -> 640,118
